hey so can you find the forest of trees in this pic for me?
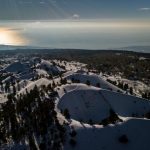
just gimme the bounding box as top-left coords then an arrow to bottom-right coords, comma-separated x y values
0,85 -> 66,149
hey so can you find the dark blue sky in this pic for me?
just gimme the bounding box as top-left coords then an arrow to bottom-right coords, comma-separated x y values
0,0 -> 150,20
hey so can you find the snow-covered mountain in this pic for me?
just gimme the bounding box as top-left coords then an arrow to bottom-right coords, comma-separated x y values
64,118 -> 150,150
57,84 -> 150,122
65,73 -> 123,92
57,83 -> 150,150
4,61 -> 30,73
0,56 -> 150,150
39,60 -> 65,75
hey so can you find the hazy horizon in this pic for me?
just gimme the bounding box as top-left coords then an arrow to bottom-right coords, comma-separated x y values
0,20 -> 150,52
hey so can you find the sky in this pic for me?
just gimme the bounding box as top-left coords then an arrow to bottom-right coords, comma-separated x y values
0,0 -> 150,20
0,0 -> 150,51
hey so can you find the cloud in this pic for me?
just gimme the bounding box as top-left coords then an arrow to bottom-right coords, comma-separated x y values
139,8 -> 150,11
7,28 -> 24,31
72,14 -> 80,19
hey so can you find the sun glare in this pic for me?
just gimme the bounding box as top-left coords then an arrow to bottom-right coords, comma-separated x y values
0,28 -> 26,45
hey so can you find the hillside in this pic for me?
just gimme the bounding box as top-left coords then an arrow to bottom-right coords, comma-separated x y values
64,118 -> 150,150
4,61 -> 30,73
57,84 -> 150,123
57,83 -> 150,150
18,78 -> 51,95
65,73 -> 123,92
0,56 -> 150,150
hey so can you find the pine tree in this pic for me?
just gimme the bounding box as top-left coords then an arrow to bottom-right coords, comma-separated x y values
123,83 -> 129,91
129,87 -> 133,95
63,109 -> 70,119
13,85 -> 16,95
52,81 -> 56,88
86,80 -> 90,86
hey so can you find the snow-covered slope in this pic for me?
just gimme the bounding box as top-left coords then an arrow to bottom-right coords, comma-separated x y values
1,56 -> 150,150
4,61 -> 30,73
53,60 -> 86,71
57,83 -> 98,98
18,78 -> 51,95
0,94 -> 7,103
65,73 -> 123,92
64,118 -> 150,150
18,76 -> 62,95
35,69 -> 49,76
39,60 -> 64,74
57,84 -> 150,123
2,75 -> 18,83
56,83 -> 150,150
105,75 -> 150,96
58,89 -> 110,123
102,90 -> 150,118
18,69 -> 49,80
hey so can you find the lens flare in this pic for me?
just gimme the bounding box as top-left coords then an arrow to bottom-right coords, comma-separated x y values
0,27 -> 27,45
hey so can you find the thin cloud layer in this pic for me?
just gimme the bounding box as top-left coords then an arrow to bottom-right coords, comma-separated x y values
139,7 -> 150,11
